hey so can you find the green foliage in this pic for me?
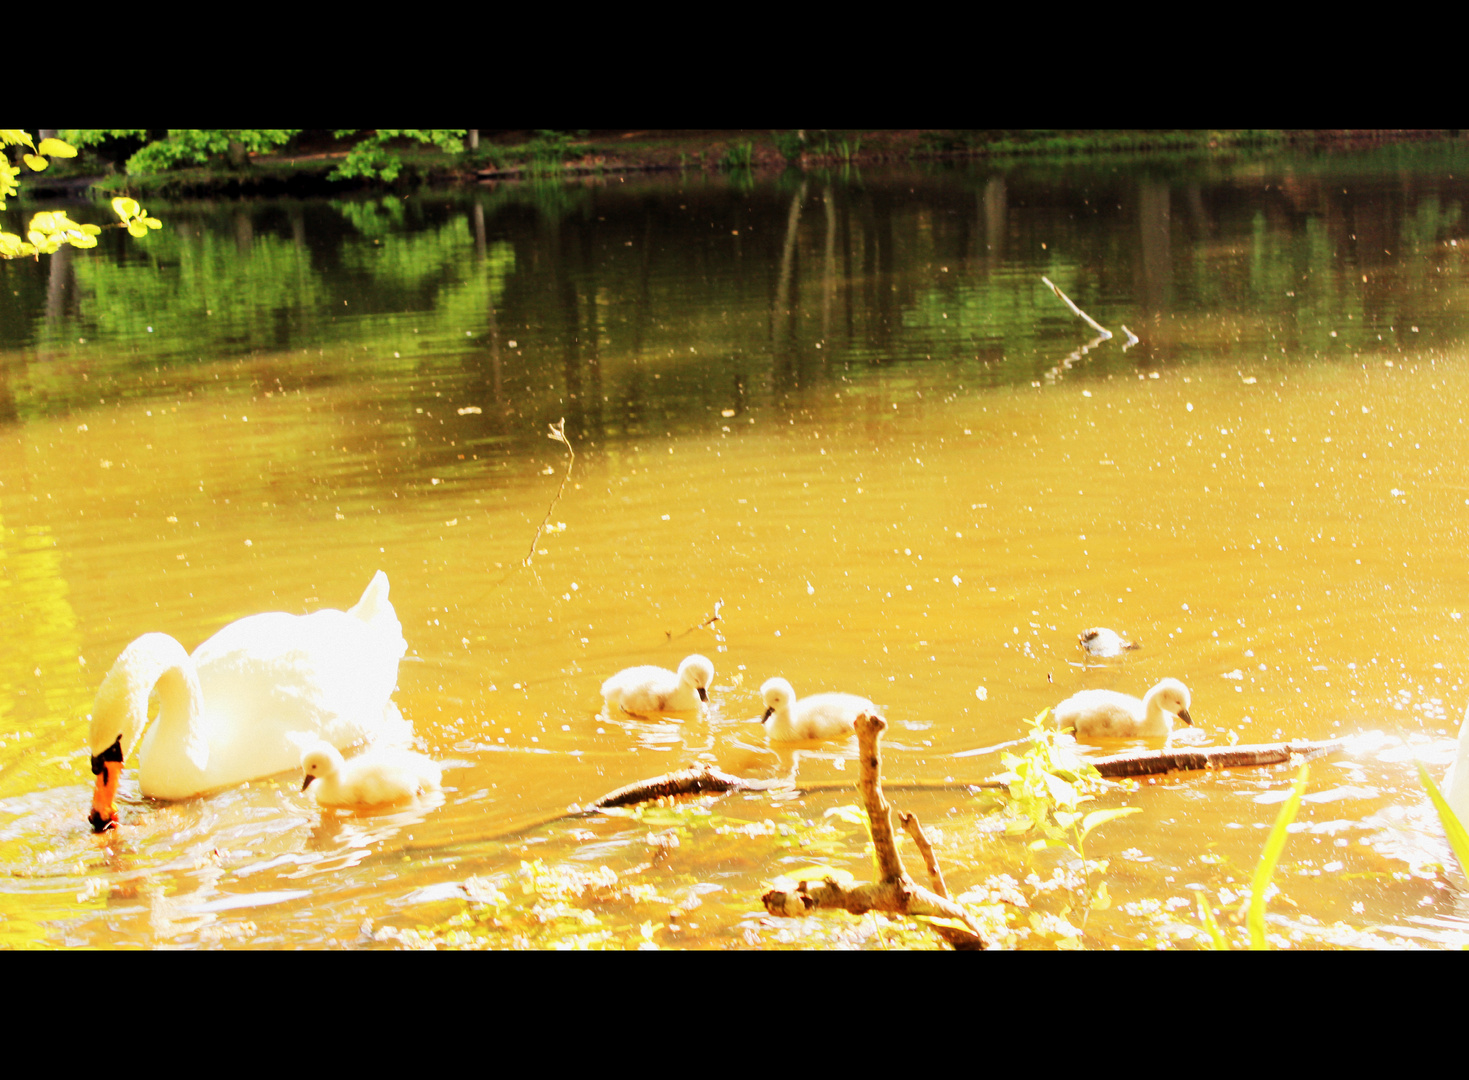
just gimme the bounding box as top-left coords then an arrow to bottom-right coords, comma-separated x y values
91,130 -> 303,174
0,131 -> 160,259
773,130 -> 807,164
1195,893 -> 1231,950
519,130 -> 588,177
721,141 -> 753,171
1247,764 -> 1309,950
1417,762 -> 1469,877
330,130 -> 467,183
111,197 -> 161,238
995,709 -> 1138,930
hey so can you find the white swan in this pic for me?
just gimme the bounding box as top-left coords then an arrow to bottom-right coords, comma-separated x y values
1078,627 -> 1139,657
760,677 -> 876,742
87,571 -> 408,831
1053,678 -> 1193,739
1444,703 -> 1469,826
601,654 -> 713,716
300,741 -> 441,808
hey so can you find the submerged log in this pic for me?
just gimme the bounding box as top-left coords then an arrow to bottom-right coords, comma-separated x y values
760,714 -> 999,951
587,762 -> 789,809
441,736 -> 1350,850
1088,738 -> 1347,779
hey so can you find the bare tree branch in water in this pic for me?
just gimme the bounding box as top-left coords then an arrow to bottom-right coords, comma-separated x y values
761,714 -> 997,950
1042,275 -> 1112,339
421,737 -> 1347,851
666,599 -> 723,642
524,418 -> 574,569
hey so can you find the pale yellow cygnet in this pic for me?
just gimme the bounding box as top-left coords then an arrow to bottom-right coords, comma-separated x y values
1053,678 -> 1193,739
300,741 -> 442,808
601,654 -> 714,715
760,677 -> 876,742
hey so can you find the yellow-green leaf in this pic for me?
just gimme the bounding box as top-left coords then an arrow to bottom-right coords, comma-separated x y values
36,138 -> 75,158
1196,893 -> 1230,950
1418,762 -> 1469,877
1248,764 -> 1308,950
1042,770 -> 1077,809
1092,881 -> 1112,910
112,196 -> 140,221
23,154 -> 48,172
127,220 -> 148,237
1079,806 -> 1141,842
0,231 -> 35,259
0,130 -> 35,149
912,915 -> 972,932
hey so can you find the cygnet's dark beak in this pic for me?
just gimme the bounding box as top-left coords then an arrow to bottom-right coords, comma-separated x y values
698,687 -> 709,703
1178,709 -> 1193,726
301,774 -> 316,791
762,706 -> 774,721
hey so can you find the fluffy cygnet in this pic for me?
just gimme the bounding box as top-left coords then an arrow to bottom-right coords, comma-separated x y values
300,742 -> 442,808
760,677 -> 876,742
601,654 -> 714,715
1078,627 -> 1139,658
1053,677 -> 1193,739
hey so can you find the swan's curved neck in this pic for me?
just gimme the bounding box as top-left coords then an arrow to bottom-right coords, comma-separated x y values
1142,690 -> 1169,725
90,633 -> 205,769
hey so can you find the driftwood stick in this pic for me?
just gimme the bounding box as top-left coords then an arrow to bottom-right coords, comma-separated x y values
1088,738 -> 1346,779
898,812 -> 948,899
1042,276 -> 1112,339
761,713 -> 997,950
859,715 -> 907,884
586,762 -> 789,809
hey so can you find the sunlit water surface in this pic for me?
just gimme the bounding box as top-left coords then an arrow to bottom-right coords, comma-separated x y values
4,145 -> 1469,948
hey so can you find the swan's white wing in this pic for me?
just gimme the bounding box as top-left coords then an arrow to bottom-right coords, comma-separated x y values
187,604 -> 407,787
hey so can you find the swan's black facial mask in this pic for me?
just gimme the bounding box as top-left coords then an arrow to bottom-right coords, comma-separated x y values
91,735 -> 124,776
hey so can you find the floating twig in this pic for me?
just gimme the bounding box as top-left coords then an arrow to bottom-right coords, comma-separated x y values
1042,276 -> 1112,339
524,418 -> 574,568
666,599 -> 724,642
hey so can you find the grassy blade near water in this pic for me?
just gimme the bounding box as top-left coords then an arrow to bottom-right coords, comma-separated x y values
1248,764 -> 1309,951
1417,762 -> 1469,876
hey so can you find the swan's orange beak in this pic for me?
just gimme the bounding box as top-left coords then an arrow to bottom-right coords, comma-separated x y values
89,735 -> 124,832
1178,709 -> 1194,726
302,774 -> 316,792
698,687 -> 709,703
90,762 -> 121,832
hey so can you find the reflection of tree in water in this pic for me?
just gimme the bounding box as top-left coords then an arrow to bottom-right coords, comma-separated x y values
5,155 -> 1469,457
478,179 -> 593,225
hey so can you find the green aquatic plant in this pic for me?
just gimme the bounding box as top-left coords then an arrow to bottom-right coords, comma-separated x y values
995,709 -> 1138,933
1247,764 -> 1309,950
721,141 -> 753,171
1417,762 -> 1469,876
1193,763 -> 1309,950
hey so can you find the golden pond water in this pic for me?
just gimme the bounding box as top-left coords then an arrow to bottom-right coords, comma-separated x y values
4,146 -> 1469,947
